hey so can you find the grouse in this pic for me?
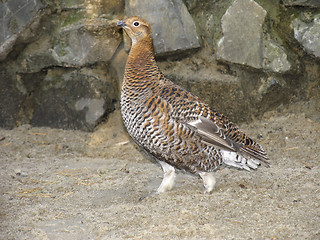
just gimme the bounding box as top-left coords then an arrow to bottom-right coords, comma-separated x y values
116,16 -> 269,194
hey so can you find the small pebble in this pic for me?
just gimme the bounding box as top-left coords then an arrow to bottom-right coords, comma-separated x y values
14,169 -> 28,177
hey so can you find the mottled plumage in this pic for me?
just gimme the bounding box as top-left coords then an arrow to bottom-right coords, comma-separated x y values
117,16 -> 269,193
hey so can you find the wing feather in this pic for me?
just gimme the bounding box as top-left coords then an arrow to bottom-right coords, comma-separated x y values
186,116 -> 240,152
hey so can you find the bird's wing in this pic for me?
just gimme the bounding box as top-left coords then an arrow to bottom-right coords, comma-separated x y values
186,116 -> 240,152
186,116 -> 269,163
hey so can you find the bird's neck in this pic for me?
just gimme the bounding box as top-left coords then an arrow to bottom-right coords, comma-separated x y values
125,37 -> 160,82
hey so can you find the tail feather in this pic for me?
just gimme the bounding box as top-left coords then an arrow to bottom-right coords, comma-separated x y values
240,144 -> 269,166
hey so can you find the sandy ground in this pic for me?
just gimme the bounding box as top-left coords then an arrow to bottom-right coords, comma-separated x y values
1,103 -> 320,240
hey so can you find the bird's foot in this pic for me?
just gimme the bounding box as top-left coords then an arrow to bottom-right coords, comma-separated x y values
199,172 -> 216,194
157,161 -> 176,193
139,162 -> 176,201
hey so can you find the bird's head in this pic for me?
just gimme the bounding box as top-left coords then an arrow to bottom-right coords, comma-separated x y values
116,16 -> 152,46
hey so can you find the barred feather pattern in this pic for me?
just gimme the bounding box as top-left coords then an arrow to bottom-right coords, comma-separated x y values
120,17 -> 268,175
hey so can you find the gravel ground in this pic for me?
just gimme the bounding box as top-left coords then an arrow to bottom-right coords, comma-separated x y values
1,103 -> 319,240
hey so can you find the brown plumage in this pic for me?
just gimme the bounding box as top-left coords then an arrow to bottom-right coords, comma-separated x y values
117,16 -> 269,193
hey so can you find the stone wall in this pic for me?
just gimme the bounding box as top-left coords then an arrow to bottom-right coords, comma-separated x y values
0,0 -> 319,130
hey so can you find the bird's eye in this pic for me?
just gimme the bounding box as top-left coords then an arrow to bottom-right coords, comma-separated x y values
133,21 -> 140,27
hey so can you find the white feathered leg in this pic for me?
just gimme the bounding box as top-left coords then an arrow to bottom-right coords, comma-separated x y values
157,161 -> 176,193
199,172 -> 216,193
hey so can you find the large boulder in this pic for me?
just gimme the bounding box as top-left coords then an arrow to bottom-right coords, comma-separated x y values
216,0 -> 267,69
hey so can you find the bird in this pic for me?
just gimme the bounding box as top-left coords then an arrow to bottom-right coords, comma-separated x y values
116,16 -> 269,194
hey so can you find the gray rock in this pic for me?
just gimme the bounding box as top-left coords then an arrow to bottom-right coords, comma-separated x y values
18,12 -> 122,72
14,169 -> 28,177
263,40 -> 291,73
216,0 -> 267,69
0,0 -> 44,61
31,66 -> 118,131
283,0 -> 320,7
51,17 -> 121,67
125,0 -> 200,56
292,16 -> 320,58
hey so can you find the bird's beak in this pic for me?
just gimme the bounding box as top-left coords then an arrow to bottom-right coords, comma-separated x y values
116,20 -> 126,28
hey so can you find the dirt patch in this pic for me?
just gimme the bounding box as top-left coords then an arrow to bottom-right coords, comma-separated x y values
1,104 -> 319,239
